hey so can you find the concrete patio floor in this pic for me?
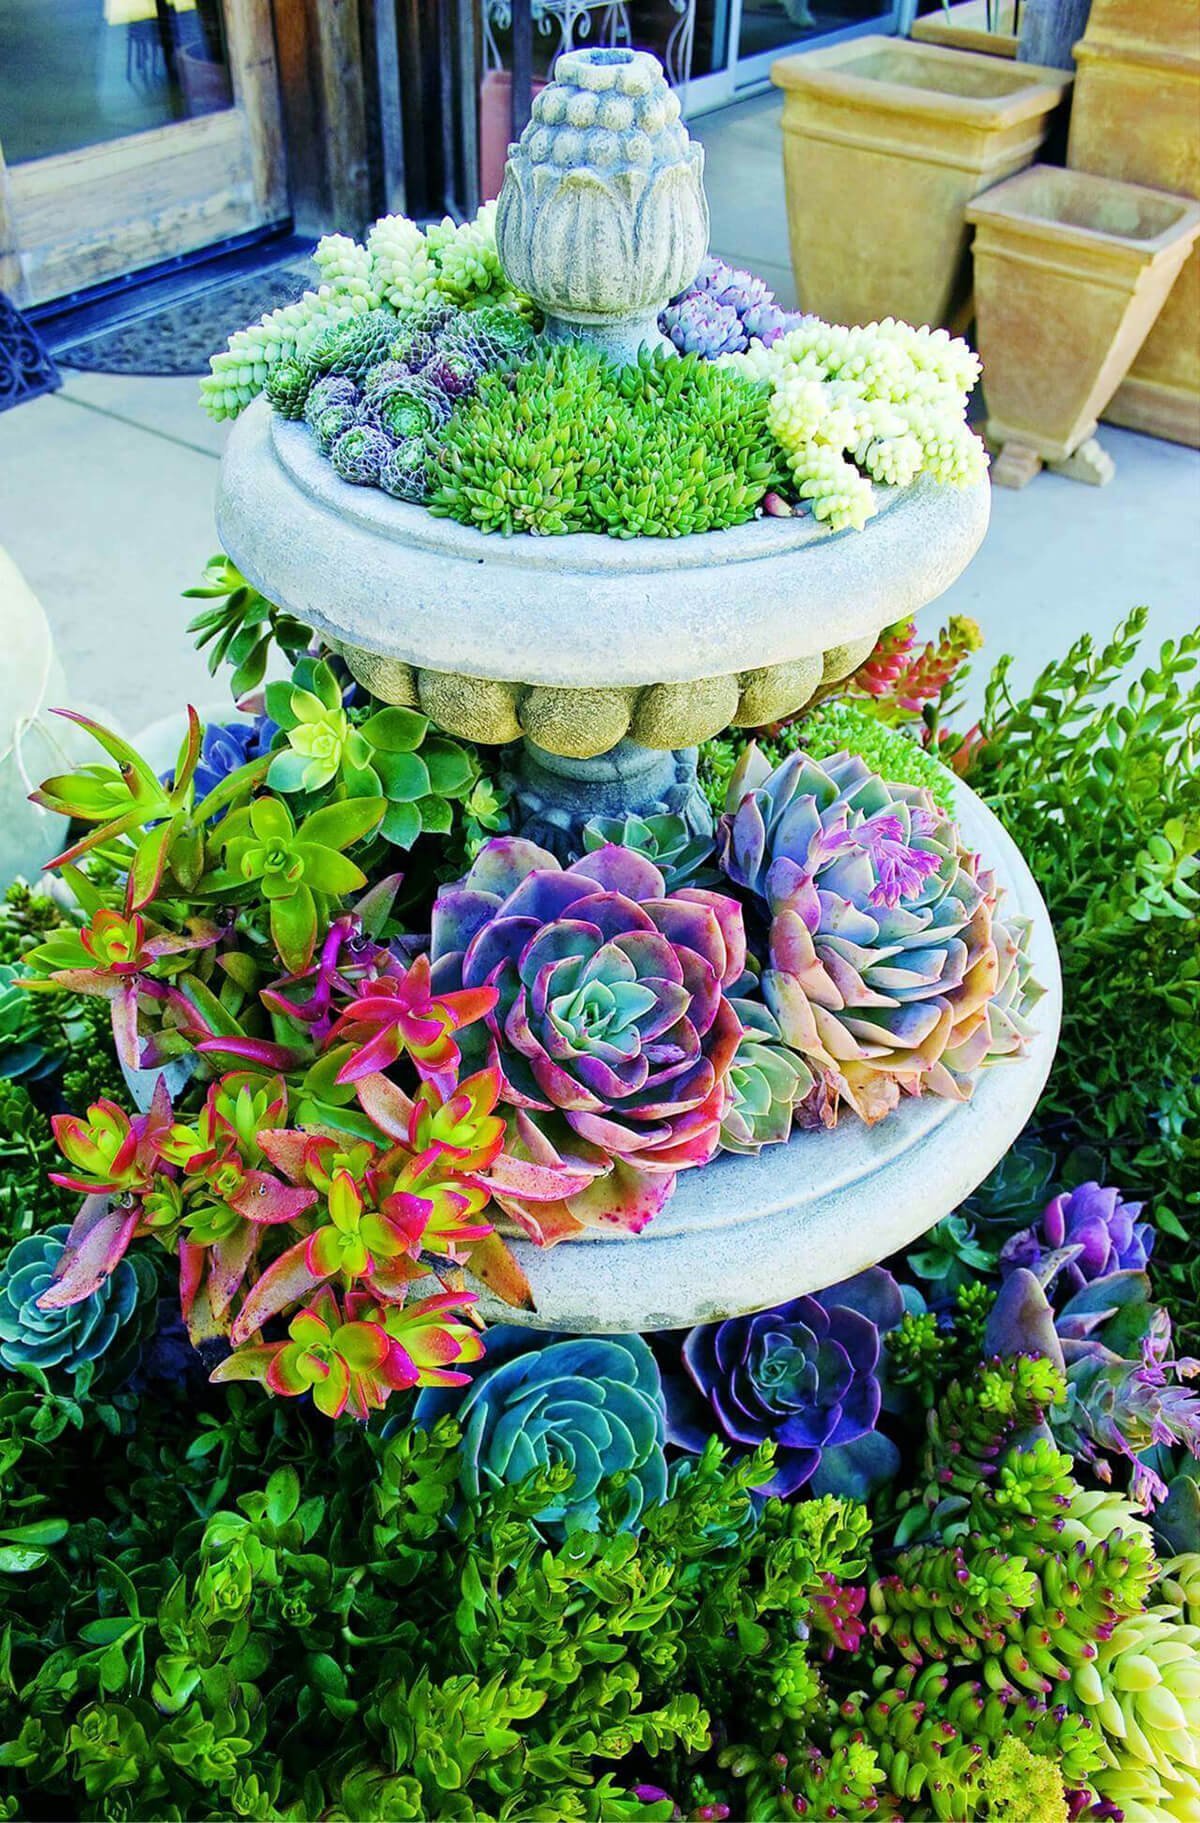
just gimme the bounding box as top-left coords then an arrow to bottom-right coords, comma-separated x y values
1,87 -> 1198,736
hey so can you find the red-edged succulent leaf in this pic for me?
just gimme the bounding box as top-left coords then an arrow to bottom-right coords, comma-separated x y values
229,1170 -> 319,1225
210,1342 -> 282,1387
36,1196 -> 141,1309
465,1231 -> 533,1310
229,1237 -> 323,1345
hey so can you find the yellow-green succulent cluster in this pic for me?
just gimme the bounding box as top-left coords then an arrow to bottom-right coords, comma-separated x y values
726,317 -> 988,532
201,204 -> 529,421
429,344 -> 783,538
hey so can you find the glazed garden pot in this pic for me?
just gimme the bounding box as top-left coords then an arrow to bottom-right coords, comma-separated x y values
911,2 -> 1020,61
770,36 -> 1071,329
967,164 -> 1200,486
1068,0 -> 1200,447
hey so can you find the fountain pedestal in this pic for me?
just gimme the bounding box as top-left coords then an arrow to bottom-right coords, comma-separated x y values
208,45 -> 1057,1328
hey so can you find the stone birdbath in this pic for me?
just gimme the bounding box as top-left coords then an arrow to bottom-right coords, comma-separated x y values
215,46 -> 1059,1333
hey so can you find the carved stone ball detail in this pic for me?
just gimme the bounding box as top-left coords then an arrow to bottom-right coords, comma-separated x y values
330,637 -> 873,758
496,48 -> 708,354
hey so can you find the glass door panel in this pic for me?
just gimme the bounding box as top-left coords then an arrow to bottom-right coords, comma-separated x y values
0,0 -> 285,306
0,0 -> 234,167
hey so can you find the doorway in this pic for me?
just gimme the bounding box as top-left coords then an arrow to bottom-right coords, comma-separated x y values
0,0 -> 288,307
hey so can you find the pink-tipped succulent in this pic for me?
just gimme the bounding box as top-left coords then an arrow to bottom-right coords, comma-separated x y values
326,951 -> 498,1094
428,839 -> 746,1241
21,869 -> 221,1069
718,746 -> 1040,1126
211,1282 -> 482,1419
847,616 -> 982,721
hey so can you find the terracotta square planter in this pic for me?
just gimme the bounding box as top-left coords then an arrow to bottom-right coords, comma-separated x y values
771,36 -> 1071,329
912,2 -> 1019,61
967,164 -> 1200,485
1068,0 -> 1200,445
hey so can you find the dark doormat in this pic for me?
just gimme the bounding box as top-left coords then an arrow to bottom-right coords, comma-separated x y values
0,292 -> 62,413
57,260 -> 315,377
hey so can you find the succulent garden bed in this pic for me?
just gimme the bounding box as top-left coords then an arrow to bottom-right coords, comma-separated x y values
1,43 -> 1198,1823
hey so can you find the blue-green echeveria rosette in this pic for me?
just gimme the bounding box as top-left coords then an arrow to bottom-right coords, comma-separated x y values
661,1269 -> 905,1499
414,1326 -> 667,1536
0,1224 -> 154,1384
429,837 -> 745,1244
718,745 -> 1042,1128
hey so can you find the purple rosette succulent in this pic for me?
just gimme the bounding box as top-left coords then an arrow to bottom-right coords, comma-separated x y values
1000,1182 -> 1153,1294
661,292 -> 748,360
662,1268 -> 904,1499
661,258 -> 811,356
430,838 -> 745,1243
717,745 -> 1041,1127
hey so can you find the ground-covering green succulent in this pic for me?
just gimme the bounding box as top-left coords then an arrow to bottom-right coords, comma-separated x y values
429,344 -> 783,538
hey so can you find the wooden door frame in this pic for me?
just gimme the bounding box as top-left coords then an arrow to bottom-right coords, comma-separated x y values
0,0 -> 288,306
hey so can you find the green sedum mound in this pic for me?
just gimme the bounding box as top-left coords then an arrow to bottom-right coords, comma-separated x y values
428,345 -> 785,538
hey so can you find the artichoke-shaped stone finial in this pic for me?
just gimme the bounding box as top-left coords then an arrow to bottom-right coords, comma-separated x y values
496,47 -> 709,363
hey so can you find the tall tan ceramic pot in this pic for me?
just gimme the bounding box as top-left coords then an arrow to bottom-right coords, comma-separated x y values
1068,0 -> 1200,444
771,37 -> 1071,328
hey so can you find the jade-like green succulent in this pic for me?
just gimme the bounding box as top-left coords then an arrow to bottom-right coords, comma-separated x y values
264,655 -> 478,848
429,345 -> 782,539
0,1224 -> 155,1383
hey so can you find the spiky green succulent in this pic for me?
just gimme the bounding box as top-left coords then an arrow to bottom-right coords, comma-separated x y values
428,346 -> 782,539
264,356 -> 313,421
379,439 -> 429,505
312,400 -> 360,457
0,1224 -> 156,1385
307,311 -> 400,382
330,425 -> 393,487
304,374 -> 360,431
788,701 -> 956,809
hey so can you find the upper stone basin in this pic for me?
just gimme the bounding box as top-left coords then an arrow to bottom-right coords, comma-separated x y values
216,398 -> 991,693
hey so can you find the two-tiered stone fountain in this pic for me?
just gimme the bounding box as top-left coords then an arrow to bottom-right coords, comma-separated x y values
216,47 -> 1060,1332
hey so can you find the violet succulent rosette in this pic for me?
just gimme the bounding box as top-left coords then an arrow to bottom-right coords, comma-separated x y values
430,839 -> 744,1244
1000,1182 -> 1154,1293
718,745 -> 1041,1126
662,1268 -> 904,1499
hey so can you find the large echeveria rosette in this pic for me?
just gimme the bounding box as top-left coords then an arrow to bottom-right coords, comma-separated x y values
661,1268 -> 904,1498
718,746 -> 1041,1127
429,839 -> 744,1243
415,1326 -> 667,1536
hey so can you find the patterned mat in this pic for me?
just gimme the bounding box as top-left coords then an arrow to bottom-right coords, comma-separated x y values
58,260 -> 315,377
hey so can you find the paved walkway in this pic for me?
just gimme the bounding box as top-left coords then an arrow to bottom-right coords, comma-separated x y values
1,89 -> 1197,735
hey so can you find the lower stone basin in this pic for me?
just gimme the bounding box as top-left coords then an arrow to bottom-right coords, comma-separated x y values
471,771 -> 1061,1333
